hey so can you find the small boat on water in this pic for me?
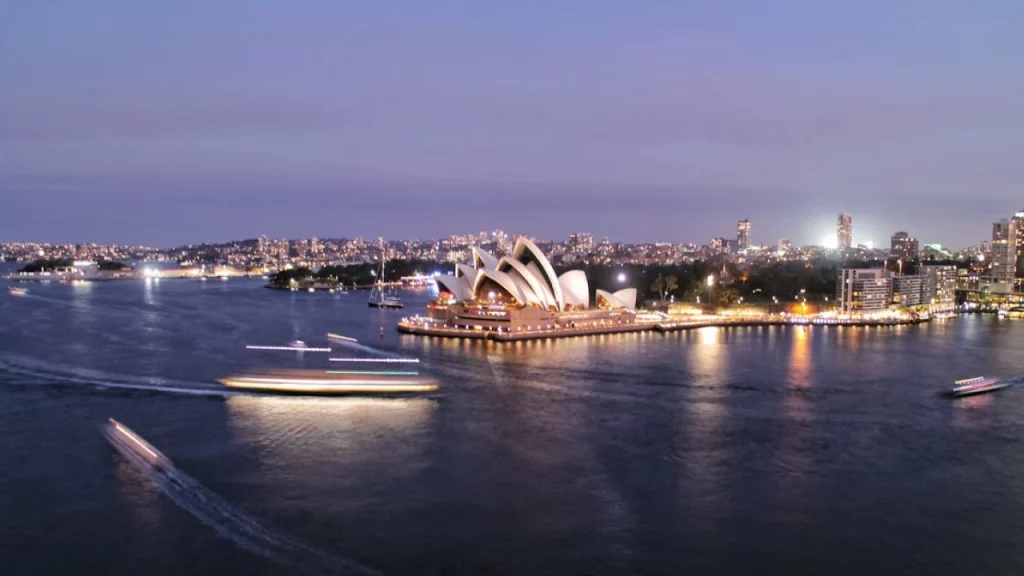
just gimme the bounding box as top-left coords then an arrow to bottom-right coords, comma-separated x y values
101,418 -> 174,472
368,246 -> 403,309
8,286 -> 27,296
946,376 -> 1009,398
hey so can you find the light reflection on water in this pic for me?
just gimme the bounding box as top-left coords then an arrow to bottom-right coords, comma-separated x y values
226,396 -> 438,493
691,327 -> 725,385
112,454 -> 166,533
789,326 -> 811,389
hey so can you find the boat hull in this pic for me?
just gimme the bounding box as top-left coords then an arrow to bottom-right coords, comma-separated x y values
219,370 -> 437,395
368,301 -> 404,309
947,382 -> 1010,397
102,419 -> 174,471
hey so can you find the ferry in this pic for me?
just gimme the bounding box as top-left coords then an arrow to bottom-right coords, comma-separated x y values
219,369 -> 438,395
101,418 -> 174,472
946,376 -> 1009,398
8,286 -> 27,296
1005,307 -> 1024,319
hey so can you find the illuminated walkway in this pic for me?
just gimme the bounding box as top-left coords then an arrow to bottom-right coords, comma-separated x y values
397,314 -> 926,341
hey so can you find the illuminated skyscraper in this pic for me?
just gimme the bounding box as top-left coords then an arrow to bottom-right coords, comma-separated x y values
568,232 -> 594,255
1013,211 -> 1024,277
736,219 -> 751,250
837,213 -> 853,251
991,220 -> 1016,285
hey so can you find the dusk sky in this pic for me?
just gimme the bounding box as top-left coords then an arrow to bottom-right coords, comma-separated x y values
2,1 -> 1023,248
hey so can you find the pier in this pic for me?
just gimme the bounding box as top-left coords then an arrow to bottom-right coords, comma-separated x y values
397,313 -> 927,341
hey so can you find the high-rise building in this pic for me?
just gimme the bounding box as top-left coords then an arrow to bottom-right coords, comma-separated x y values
736,219 -> 751,251
258,235 -> 269,260
991,220 -> 1016,285
920,265 -> 956,311
890,231 -> 919,262
568,233 -> 594,255
837,213 -> 853,251
1013,211 -> 1024,277
777,238 -> 790,253
836,268 -> 891,313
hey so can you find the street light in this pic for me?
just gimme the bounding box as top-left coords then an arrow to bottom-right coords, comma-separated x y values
617,272 -> 627,284
706,274 -> 714,309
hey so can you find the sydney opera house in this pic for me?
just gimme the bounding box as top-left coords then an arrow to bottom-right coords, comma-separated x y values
404,238 -> 638,336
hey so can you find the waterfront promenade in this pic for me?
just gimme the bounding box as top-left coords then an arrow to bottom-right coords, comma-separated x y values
397,313 -> 926,341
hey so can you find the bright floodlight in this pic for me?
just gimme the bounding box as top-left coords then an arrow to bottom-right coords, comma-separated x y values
822,234 -> 838,249
706,275 -> 714,287
617,272 -> 627,283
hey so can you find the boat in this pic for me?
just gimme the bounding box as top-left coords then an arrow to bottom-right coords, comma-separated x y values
289,340 -> 307,349
1006,307 -> 1024,319
218,369 -> 438,395
946,376 -> 1009,397
8,286 -> 27,296
400,274 -> 437,288
101,418 -> 174,472
368,251 -> 403,309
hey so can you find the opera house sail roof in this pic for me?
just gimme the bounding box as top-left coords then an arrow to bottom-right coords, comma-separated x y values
434,238 -> 636,312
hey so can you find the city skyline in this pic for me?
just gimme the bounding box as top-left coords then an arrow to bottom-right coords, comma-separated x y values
0,215 -> 995,253
4,2 -> 1023,247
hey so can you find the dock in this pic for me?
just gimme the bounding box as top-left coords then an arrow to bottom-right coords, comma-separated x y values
397,314 -> 927,341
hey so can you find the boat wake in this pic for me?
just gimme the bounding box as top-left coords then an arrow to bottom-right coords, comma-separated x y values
105,420 -> 380,576
0,353 -> 231,397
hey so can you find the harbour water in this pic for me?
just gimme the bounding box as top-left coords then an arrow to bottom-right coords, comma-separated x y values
4,266 -> 1024,574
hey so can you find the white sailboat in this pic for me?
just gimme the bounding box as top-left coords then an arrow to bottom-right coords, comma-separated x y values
368,255 -> 403,309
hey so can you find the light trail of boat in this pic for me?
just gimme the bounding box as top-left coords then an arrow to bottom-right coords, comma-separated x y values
325,370 -> 421,376
245,345 -> 332,352
221,375 -> 438,394
102,419 -> 380,576
329,357 -> 420,363
326,332 -> 358,343
326,338 -> 414,360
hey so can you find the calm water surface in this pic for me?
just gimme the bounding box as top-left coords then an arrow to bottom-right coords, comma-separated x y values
3,267 -> 1024,575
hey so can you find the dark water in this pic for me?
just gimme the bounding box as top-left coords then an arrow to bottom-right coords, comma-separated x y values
4,267 -> 1024,575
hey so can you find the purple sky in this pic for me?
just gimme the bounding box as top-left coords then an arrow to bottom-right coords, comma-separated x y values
2,1 -> 1023,248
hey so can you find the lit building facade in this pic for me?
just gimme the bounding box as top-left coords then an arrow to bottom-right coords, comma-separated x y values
890,231 -> 919,262
920,265 -> 956,311
1014,211 -> 1024,278
836,268 -> 891,313
892,275 -> 924,307
991,220 -> 1016,286
736,219 -> 751,251
568,232 -> 594,255
837,213 -> 853,251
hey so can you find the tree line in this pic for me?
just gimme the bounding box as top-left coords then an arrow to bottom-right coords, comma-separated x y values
269,259 -> 446,287
269,257 -> 963,304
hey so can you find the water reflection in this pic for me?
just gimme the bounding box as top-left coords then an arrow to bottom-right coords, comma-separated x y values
112,453 -> 165,533
226,396 -> 438,491
788,326 -> 811,389
690,327 -> 725,385
951,393 -> 997,430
